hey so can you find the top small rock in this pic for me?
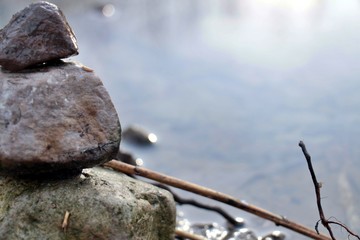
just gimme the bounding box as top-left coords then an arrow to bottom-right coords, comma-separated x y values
0,1 -> 78,72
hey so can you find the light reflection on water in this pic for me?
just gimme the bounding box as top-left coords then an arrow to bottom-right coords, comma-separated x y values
2,1 -> 360,238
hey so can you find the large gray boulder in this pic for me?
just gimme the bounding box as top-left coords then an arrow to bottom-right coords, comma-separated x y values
0,62 -> 121,176
0,167 -> 176,240
0,1 -> 78,71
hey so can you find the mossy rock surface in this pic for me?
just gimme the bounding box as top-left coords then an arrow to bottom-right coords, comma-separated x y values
0,167 -> 176,240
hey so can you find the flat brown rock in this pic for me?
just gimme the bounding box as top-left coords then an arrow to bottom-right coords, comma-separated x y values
0,2 -> 78,72
0,62 -> 121,176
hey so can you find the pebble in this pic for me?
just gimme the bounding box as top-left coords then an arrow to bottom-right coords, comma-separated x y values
176,211 -> 286,240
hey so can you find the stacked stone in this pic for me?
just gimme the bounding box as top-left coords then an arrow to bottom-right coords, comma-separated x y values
0,1 -> 78,71
0,2 -> 121,177
0,2 -> 175,239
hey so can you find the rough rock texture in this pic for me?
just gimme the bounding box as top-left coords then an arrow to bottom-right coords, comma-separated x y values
0,2 -> 78,71
0,61 -> 121,176
0,167 -> 176,240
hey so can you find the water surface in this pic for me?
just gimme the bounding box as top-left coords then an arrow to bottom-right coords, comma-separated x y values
1,1 -> 360,238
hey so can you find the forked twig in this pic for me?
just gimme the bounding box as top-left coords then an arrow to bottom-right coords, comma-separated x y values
299,141 -> 360,240
327,221 -> 359,239
104,160 -> 331,240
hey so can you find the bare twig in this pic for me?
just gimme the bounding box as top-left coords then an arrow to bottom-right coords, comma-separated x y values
61,211 -> 71,232
298,141 -> 335,239
104,160 -> 331,240
299,141 -> 360,240
327,221 -> 360,239
153,183 -> 243,227
175,229 -> 207,240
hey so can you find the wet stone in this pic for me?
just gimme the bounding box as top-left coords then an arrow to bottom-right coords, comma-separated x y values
0,2 -> 78,72
0,62 -> 121,177
123,125 -> 157,146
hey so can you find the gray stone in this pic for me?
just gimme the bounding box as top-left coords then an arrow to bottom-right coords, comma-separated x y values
0,167 -> 176,240
0,2 -> 78,71
0,61 -> 121,176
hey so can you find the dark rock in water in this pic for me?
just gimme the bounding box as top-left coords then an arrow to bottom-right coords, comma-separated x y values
0,2 -> 78,72
116,150 -> 137,166
123,125 -> 157,146
0,62 -> 121,176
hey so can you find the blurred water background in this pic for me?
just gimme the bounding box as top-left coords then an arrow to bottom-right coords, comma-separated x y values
1,1 -> 360,238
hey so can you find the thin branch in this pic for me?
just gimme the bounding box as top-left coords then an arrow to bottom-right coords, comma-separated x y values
61,211 -> 71,232
327,221 -> 360,240
117,151 -> 243,226
175,229 -> 207,240
153,183 -> 243,227
298,140 -> 335,239
299,141 -> 360,240
104,160 -> 331,240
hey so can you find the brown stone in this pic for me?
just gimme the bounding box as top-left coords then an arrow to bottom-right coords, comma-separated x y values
0,2 -> 78,72
0,62 -> 121,176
